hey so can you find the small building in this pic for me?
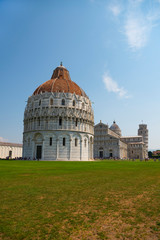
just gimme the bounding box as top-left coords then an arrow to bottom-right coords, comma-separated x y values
152,150 -> 160,156
94,121 -> 148,160
0,142 -> 22,159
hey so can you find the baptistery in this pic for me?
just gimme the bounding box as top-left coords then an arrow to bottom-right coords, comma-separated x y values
23,63 -> 94,160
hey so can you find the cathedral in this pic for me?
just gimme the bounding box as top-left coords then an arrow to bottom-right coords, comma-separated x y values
23,64 -> 94,160
94,121 -> 148,160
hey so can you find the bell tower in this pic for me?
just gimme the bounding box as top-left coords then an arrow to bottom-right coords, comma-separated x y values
138,123 -> 148,158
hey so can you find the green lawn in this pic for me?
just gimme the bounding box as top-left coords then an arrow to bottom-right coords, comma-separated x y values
0,160 -> 160,239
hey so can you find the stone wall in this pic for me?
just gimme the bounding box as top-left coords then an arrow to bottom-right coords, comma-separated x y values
23,131 -> 93,161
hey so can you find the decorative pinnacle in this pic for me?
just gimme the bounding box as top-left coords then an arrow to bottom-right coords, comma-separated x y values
60,61 -> 63,66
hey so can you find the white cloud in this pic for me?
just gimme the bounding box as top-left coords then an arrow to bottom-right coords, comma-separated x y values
103,72 -> 130,98
124,15 -> 150,50
0,137 -> 8,142
109,4 -> 122,17
108,0 -> 160,51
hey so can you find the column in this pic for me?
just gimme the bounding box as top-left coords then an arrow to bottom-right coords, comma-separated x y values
69,138 -> 72,160
56,138 -> 59,160
80,139 -> 82,160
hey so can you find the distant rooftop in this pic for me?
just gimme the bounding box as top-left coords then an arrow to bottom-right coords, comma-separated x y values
0,142 -> 22,147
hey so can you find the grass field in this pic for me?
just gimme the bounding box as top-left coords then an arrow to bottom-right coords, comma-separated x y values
0,160 -> 160,240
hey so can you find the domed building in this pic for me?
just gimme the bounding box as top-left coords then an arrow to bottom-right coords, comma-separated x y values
110,121 -> 121,136
23,63 -> 94,160
94,120 -> 148,160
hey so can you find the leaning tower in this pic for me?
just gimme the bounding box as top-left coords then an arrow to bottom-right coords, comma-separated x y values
138,124 -> 148,158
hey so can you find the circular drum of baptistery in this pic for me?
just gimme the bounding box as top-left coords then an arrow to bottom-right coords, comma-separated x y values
23,64 -> 94,161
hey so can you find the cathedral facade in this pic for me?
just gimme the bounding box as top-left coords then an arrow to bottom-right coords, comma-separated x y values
94,121 -> 148,160
23,64 -> 94,160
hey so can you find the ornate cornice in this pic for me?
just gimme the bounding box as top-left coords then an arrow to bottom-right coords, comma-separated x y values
24,106 -> 94,123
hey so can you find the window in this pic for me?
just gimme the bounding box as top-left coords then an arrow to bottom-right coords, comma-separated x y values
84,139 -> 87,147
50,98 -> 53,105
62,99 -> 65,105
59,117 -> 62,126
38,117 -> 40,126
50,137 -> 52,146
75,138 -> 78,147
76,118 -> 78,127
63,138 -> 65,146
82,103 -> 84,108
73,100 -> 75,106
39,100 -> 41,106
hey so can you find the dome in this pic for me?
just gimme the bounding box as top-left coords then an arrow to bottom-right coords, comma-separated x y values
33,63 -> 88,98
110,121 -> 120,130
110,121 -> 121,136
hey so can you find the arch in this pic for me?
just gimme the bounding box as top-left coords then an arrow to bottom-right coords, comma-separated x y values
59,132 -> 72,142
83,134 -> 89,140
73,100 -> 75,106
61,111 -> 65,117
39,100 -> 41,106
48,133 -> 57,138
33,133 -> 44,160
33,133 -> 44,142
73,132 -> 82,141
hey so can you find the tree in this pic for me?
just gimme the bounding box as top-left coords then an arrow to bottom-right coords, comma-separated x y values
148,151 -> 152,158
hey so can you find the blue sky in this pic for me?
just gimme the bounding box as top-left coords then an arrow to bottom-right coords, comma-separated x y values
0,0 -> 160,150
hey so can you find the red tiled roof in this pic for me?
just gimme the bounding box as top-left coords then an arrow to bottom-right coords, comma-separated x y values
33,65 -> 88,98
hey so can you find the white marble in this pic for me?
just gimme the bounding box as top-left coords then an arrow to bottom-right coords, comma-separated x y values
23,92 -> 94,160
